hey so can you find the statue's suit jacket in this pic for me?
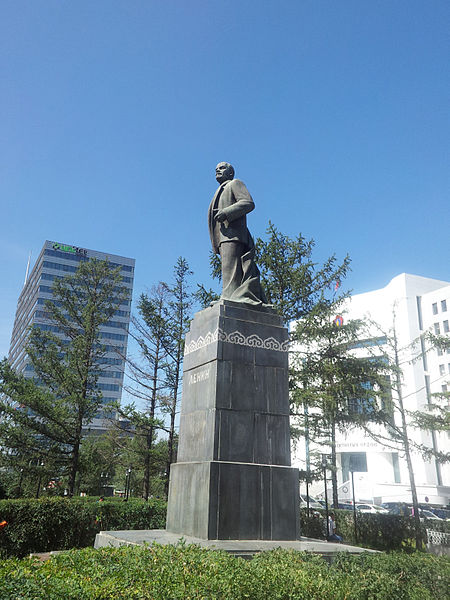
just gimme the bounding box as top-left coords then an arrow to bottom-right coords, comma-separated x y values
208,179 -> 255,255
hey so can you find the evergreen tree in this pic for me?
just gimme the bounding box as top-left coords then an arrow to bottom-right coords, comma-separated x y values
291,302 -> 387,508
256,222 -> 351,324
0,259 -> 129,496
78,427 -> 124,496
200,222 -> 351,321
251,224 -> 386,508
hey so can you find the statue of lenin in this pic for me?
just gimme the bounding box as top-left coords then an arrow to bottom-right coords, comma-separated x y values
208,162 -> 267,307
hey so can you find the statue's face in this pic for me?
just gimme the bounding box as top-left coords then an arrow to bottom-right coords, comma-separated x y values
215,162 -> 233,183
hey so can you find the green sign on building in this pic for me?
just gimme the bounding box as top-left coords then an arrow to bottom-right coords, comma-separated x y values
52,242 -> 87,256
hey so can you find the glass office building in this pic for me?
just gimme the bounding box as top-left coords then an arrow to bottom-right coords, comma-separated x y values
8,240 -> 135,433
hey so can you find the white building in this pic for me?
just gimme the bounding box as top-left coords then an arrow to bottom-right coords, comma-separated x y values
292,273 -> 450,506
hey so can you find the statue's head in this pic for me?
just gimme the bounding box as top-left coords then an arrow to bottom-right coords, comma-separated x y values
215,162 -> 235,184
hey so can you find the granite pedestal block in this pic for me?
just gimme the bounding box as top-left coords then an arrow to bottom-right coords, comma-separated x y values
166,300 -> 300,541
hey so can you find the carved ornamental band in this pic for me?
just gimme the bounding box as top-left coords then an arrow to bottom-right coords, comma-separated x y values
184,327 -> 289,356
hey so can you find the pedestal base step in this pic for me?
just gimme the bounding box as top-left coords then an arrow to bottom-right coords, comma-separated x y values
94,529 -> 375,559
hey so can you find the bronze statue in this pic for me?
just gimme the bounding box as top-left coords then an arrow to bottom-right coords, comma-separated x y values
208,162 -> 267,306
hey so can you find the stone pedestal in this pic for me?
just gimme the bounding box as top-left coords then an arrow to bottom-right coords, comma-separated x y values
166,300 -> 299,541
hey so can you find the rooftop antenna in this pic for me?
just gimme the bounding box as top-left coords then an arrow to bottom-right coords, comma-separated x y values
24,251 -> 32,286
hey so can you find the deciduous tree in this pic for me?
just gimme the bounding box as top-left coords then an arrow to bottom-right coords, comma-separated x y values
358,314 -> 450,549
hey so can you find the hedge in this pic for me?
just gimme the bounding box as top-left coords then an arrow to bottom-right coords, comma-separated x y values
0,497 -> 166,558
2,499 -> 448,559
300,508 -> 450,552
0,544 -> 448,599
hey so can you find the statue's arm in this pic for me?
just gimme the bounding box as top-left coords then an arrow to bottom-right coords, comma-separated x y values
219,179 -> 254,222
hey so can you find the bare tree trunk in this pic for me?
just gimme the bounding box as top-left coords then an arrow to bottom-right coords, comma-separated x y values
142,433 -> 151,501
165,346 -> 180,499
165,399 -> 177,499
142,337 -> 160,500
68,424 -> 82,497
70,359 -> 91,496
393,329 -> 424,550
330,421 -> 339,508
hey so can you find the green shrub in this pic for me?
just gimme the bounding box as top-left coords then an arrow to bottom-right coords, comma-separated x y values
0,545 -> 448,599
331,551 -> 450,600
336,510 -> 422,551
0,497 -> 166,558
300,508 -> 441,552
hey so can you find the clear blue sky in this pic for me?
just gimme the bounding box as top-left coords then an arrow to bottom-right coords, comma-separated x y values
1,0 -> 449,358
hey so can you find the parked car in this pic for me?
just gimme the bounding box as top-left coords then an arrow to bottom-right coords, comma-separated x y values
381,502 -> 411,516
432,508 -> 450,521
338,502 -> 354,511
355,503 -> 389,514
419,506 -> 450,520
419,509 -> 442,521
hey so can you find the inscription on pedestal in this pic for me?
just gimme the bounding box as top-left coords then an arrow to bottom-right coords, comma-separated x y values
189,367 -> 210,385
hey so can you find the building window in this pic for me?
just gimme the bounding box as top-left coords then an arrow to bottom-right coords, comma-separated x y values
348,336 -> 387,350
347,382 -> 379,418
442,300 -> 448,312
97,383 -> 120,392
437,347 -> 443,356
439,364 -> 445,376
442,384 -> 448,393
44,248 -> 134,272
444,320 -> 449,333
434,323 -> 441,334
432,303 -> 438,315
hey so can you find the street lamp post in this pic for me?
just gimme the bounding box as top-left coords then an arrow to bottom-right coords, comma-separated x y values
125,467 -> 132,500
17,468 -> 24,498
124,470 -> 129,500
35,459 -> 44,499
